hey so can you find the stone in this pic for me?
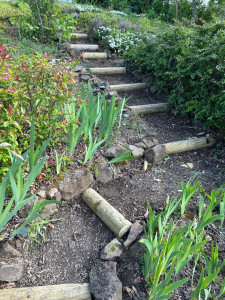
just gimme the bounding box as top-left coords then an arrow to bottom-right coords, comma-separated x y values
75,65 -> 83,72
48,187 -> 58,199
124,221 -> 144,248
0,257 -> 24,282
143,138 -> 155,149
153,138 -> 159,145
128,145 -> 144,157
107,91 -> 118,99
0,243 -> 22,257
122,237 -> 146,260
59,169 -> 93,200
42,202 -> 58,220
79,74 -> 92,82
95,157 -> 114,184
111,53 -> 118,60
36,189 -> 46,198
54,191 -> 62,201
0,243 -> 23,282
90,261 -> 122,300
144,145 -> 166,165
134,142 -> 146,149
18,196 -> 38,218
105,146 -> 123,159
100,239 -> 124,261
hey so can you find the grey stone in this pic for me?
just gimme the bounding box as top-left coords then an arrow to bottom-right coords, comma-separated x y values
111,53 -> 118,59
59,169 -> 93,200
124,221 -> 144,248
0,257 -> 24,282
90,261 -> 122,300
100,239 -> 124,261
144,145 -> 166,165
122,237 -> 146,259
153,138 -> 159,145
54,191 -> 62,201
105,146 -> 123,159
18,196 -> 38,218
129,145 -> 144,157
79,74 -> 92,82
0,243 -> 23,282
0,243 -> 22,257
42,201 -> 58,220
96,157 -> 114,184
143,138 -> 155,149
48,187 -> 58,199
134,142 -> 146,149
36,189 -> 46,198
75,65 -> 83,72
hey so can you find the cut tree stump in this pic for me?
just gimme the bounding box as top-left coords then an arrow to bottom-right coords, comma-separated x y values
82,52 -> 108,59
70,33 -> 88,39
82,188 -> 132,237
69,44 -> 99,51
164,136 -> 216,154
90,67 -> 126,75
110,83 -> 147,92
129,103 -> 169,114
0,283 -> 91,300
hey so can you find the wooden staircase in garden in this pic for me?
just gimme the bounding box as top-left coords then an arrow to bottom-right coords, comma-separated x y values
67,32 -> 216,156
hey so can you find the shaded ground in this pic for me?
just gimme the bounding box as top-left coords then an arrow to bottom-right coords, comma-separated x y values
2,35 -> 225,299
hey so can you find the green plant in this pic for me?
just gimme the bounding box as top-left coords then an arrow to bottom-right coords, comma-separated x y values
124,21 -> 225,134
0,121 -> 56,238
180,177 -> 199,215
55,150 -> 65,175
82,130 -> 105,165
28,217 -> 62,245
109,149 -> 135,164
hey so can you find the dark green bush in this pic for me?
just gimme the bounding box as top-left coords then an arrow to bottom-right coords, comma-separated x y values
124,20 -> 225,134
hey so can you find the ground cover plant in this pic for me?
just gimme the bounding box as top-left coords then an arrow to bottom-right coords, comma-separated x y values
141,181 -> 225,299
124,20 -> 225,134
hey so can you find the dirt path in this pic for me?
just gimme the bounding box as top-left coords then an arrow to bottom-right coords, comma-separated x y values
15,33 -> 225,299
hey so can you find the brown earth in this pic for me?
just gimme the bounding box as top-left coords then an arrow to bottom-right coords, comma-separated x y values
1,34 -> 225,299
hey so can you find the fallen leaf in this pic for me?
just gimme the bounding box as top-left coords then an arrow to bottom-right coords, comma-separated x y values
153,178 -> 163,182
143,160 -> 148,171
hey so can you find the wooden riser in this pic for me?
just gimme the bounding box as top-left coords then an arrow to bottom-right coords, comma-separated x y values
0,283 -> 91,300
82,52 -> 108,59
71,33 -> 88,39
90,67 -> 126,75
129,103 -> 169,114
110,83 -> 147,92
69,44 -> 99,51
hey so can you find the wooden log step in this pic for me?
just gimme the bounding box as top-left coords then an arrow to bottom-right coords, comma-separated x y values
164,136 -> 216,155
71,33 -> 88,39
110,83 -> 147,92
82,52 -> 108,59
82,188 -> 132,238
69,44 -> 99,51
129,103 -> 169,114
0,283 -> 91,300
90,67 -> 126,75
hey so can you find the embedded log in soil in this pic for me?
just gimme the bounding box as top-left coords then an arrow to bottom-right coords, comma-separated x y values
0,283 -> 91,300
90,67 -> 126,75
129,103 -> 169,114
82,52 -> 107,59
82,188 -> 132,237
110,83 -> 147,92
164,136 -> 216,154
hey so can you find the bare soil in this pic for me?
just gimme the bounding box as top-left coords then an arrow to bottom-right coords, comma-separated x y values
2,35 -> 225,299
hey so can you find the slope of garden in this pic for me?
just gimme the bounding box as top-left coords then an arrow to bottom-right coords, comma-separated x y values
0,1 -> 225,299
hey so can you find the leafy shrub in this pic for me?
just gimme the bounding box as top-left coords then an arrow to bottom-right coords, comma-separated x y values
124,21 -> 225,134
0,2 -> 30,20
0,45 -> 77,177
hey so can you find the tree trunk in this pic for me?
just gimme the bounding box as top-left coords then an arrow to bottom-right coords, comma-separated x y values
192,0 -> 198,21
176,0 -> 178,20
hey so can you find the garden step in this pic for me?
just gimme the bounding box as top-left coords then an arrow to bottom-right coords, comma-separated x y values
110,83 -> 147,92
129,103 -> 170,114
70,33 -> 88,39
0,283 -> 91,300
69,44 -> 99,51
82,52 -> 108,59
90,67 -> 126,75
